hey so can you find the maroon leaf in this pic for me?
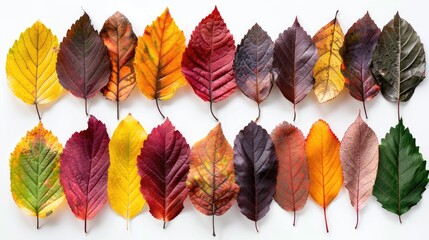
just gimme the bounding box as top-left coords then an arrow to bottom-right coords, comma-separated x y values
182,6 -> 236,121
273,18 -> 318,121
233,121 -> 277,232
233,24 -> 274,121
137,118 -> 190,228
60,115 -> 110,233
272,121 -> 309,226
340,12 -> 381,119
57,13 -> 111,116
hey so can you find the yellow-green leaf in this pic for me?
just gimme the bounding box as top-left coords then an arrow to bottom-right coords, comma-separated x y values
108,114 -> 147,228
6,21 -> 63,120
134,8 -> 187,118
312,12 -> 345,103
10,122 -> 64,229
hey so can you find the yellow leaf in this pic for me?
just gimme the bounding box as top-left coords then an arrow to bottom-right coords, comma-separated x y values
305,120 -> 342,232
108,114 -> 147,227
312,12 -> 345,103
10,122 -> 64,228
6,21 -> 63,120
134,8 -> 187,118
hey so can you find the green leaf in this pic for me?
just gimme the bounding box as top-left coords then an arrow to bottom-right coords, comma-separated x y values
372,12 -> 426,120
373,119 -> 428,222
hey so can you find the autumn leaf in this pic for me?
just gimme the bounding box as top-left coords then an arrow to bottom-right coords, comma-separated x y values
187,124 -> 239,236
372,12 -> 425,121
56,12 -> 111,116
272,121 -> 309,226
138,118 -> 190,228
108,114 -> 146,229
306,120 -> 342,232
234,24 -> 274,121
373,119 -> 428,223
182,6 -> 237,121
134,8 -> 186,119
100,12 -> 138,120
233,122 -> 277,232
6,21 -> 63,120
340,13 -> 380,119
10,122 -> 64,229
273,18 -> 318,121
60,115 -> 110,233
312,11 -> 345,103
340,113 -> 378,228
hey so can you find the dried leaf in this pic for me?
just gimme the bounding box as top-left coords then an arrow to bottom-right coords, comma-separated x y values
60,115 -> 110,233
372,12 -> 426,120
56,13 -> 111,116
312,11 -> 345,103
234,24 -> 274,121
340,113 -> 378,228
186,124 -> 239,236
273,18 -> 318,120
10,123 -> 64,228
272,121 -> 309,226
306,120 -> 342,232
6,21 -> 63,120
373,119 -> 429,223
340,13 -> 380,119
134,8 -> 187,118
100,12 -> 138,120
233,122 -> 277,232
138,118 -> 190,228
182,7 -> 237,121
108,114 -> 146,228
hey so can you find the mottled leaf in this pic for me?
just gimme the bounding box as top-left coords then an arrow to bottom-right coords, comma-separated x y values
340,113 -> 378,228
373,119 -> 428,222
108,114 -> 146,228
10,123 -> 64,228
272,121 -> 309,226
186,124 -> 239,236
273,18 -> 318,120
313,11 -> 345,103
6,21 -> 63,120
138,118 -> 190,228
234,24 -> 274,121
182,7 -> 236,121
134,8 -> 187,118
100,12 -> 138,120
56,13 -> 111,116
340,12 -> 380,119
372,12 -> 425,120
233,121 -> 277,232
60,115 -> 110,233
306,120 -> 342,232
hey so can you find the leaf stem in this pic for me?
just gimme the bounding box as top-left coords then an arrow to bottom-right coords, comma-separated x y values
255,221 -> 259,233
363,100 -> 368,119
84,218 -> 87,233
35,103 -> 41,121
293,210 -> 296,226
397,100 -> 400,122
85,98 -> 88,116
117,100 -> 120,120
156,98 -> 165,119
255,102 -> 261,122
212,214 -> 216,237
399,215 -> 402,224
323,207 -> 329,233
355,208 -> 359,229
36,213 -> 40,229
163,221 -> 166,229
293,103 -> 297,122
210,100 -> 218,121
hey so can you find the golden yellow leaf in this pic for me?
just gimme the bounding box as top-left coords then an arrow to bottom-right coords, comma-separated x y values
108,114 -> 147,228
305,120 -> 342,232
6,21 -> 63,120
134,8 -> 187,118
312,12 -> 345,103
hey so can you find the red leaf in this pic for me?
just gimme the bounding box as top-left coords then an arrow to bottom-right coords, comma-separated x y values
340,13 -> 381,119
57,13 -> 111,116
137,118 -> 190,228
272,122 -> 309,226
182,6 -> 236,121
60,115 -> 110,233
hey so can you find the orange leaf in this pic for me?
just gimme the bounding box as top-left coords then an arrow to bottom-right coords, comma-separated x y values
305,120 -> 342,232
134,8 -> 186,118
100,12 -> 138,120
186,124 -> 239,236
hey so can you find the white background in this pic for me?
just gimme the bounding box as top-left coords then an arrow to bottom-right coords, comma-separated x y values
0,0 -> 428,239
